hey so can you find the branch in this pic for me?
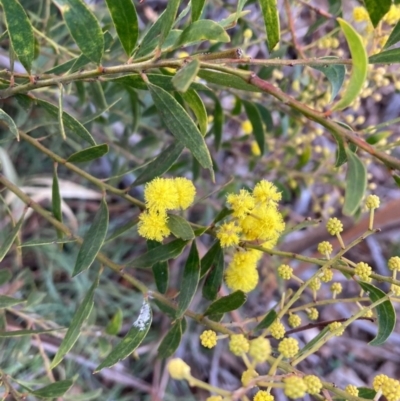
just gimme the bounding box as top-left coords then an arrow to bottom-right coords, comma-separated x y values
248,74 -> 400,171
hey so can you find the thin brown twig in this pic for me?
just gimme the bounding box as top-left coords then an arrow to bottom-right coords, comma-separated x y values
296,0 -> 335,19
284,0 -> 306,58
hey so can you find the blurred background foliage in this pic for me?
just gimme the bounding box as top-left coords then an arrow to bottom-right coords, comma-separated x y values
0,0 -> 400,400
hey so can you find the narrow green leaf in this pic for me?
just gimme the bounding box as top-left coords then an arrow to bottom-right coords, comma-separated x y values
358,281 -> 396,346
19,237 -> 76,247
0,295 -> 25,308
364,0 -> 391,27
1,0 -> 34,72
0,270 -> 11,286
177,20 -> 230,46
159,0 -> 180,48
213,96 -> 224,150
358,388 -> 377,399
72,198 -> 109,277
114,73 -> 208,92
297,327 -> 330,358
332,19 -> 368,111
95,300 -> 152,372
0,328 -> 62,337
50,277 -> 98,369
243,100 -> 265,155
330,124 -> 348,167
30,380 -> 73,398
148,240 -> 169,294
58,84 -> 66,140
369,47 -> 400,63
383,20 -> 400,49
148,83 -> 213,175
129,239 -> 188,268
312,57 -> 345,101
172,59 -> 200,93
191,0 -> 205,21
255,103 -> 273,131
204,291 -> 246,316
197,70 -> 259,92
67,144 -> 109,163
181,90 -> 208,136
259,0 -> 280,51
157,319 -> 182,359
366,130 -> 392,145
202,247 -> 224,301
343,148 -> 367,216
0,214 -> 24,262
132,142 -> 184,186
52,163 -> 63,240
55,0 -> 104,65
200,241 -> 222,278
105,0 -> 138,56
31,96 -> 96,145
254,309 -> 277,332
135,10 -> 166,58
167,214 -> 195,240
176,241 -> 200,318
393,174 -> 400,188
0,108 -> 19,140
105,308 -> 123,335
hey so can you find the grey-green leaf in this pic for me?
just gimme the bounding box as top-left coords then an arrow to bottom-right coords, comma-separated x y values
0,295 -> 25,308
202,246 -> 224,301
254,309 -> 277,332
50,277 -> 98,369
159,0 -> 180,48
384,20 -> 400,49
191,0 -> 205,21
359,281 -> 396,346
133,142 -> 184,186
369,48 -> 400,63
129,239 -> 188,268
1,0 -> 34,72
30,96 -> 96,145
105,308 -> 123,335
312,57 -> 345,101
0,270 -> 11,286
148,83 -> 213,175
343,148 -> 367,216
200,241 -> 222,278
72,198 -> 109,277
0,214 -> 25,263
259,0 -> 280,51
176,241 -> 200,318
105,0 -> 138,56
95,300 -> 152,372
0,328 -> 62,337
55,0 -> 104,65
157,319 -> 182,359
67,144 -> 109,163
204,291 -> 246,316
19,237 -> 76,247
148,240 -> 169,294
172,59 -> 200,93
52,163 -> 63,239
176,20 -> 230,46
0,109 -> 19,140
182,89 -> 208,136
30,380 -> 73,398
197,70 -> 259,92
167,214 -> 195,240
364,0 -> 391,27
243,100 -> 265,155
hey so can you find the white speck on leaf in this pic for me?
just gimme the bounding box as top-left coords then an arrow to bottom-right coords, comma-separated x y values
133,301 -> 151,331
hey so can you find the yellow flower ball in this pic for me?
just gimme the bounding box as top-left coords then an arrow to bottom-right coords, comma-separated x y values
278,337 -> 299,358
200,330 -> 217,349
241,368 -> 259,387
254,390 -> 274,401
216,221 -> 242,248
345,384 -> 359,396
284,376 -> 308,399
167,358 -> 191,380
288,314 -> 301,328
304,375 -> 322,394
269,319 -> 286,339
173,177 -> 196,210
328,321 -> 344,336
229,334 -> 249,356
326,217 -> 343,236
249,337 -> 271,363
137,210 -> 171,242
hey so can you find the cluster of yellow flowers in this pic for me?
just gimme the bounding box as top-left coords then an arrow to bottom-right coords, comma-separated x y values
216,180 -> 285,293
137,177 -> 196,242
